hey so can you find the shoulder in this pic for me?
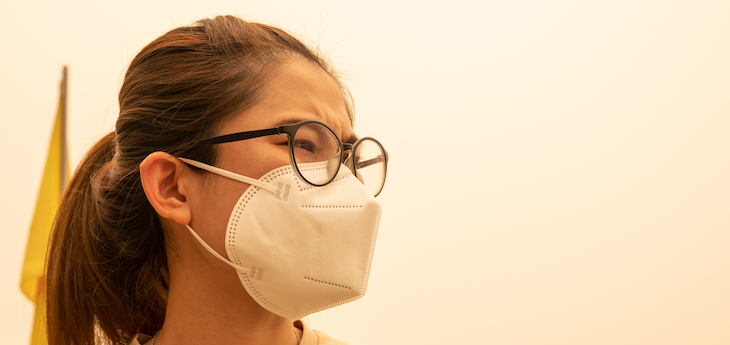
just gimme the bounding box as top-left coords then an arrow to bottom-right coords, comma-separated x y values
299,320 -> 347,345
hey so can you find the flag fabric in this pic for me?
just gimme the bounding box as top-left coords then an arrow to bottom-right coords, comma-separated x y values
20,67 -> 69,345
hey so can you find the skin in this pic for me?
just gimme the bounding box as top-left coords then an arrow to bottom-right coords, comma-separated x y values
139,57 -> 356,345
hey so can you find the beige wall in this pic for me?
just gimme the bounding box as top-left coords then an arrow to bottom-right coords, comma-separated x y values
1,1 -> 728,344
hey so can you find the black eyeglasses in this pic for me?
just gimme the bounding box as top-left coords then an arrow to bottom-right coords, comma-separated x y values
191,120 -> 388,196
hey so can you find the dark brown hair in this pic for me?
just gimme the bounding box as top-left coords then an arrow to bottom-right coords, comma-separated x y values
45,15 -> 349,345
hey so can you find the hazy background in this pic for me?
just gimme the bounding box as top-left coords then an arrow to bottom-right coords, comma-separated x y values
2,0 -> 729,344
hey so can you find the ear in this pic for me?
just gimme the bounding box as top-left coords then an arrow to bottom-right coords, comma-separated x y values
140,152 -> 193,225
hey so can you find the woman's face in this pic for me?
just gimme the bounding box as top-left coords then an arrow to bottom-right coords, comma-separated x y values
187,58 -> 355,260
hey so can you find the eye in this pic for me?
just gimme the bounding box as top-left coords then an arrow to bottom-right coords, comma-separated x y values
293,139 -> 316,153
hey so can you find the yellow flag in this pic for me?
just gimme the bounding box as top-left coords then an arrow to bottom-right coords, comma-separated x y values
20,67 -> 69,345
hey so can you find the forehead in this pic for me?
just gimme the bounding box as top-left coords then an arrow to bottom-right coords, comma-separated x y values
225,58 -> 356,142
275,60 -> 353,122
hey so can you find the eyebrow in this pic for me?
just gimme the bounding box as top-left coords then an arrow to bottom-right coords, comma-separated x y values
344,134 -> 359,144
274,117 -> 359,144
273,117 -> 311,127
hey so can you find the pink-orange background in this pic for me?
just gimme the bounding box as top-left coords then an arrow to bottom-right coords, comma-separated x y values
1,1 -> 729,344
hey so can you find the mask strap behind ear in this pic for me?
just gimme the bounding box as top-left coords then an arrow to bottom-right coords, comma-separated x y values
185,224 -> 252,275
178,157 -> 278,194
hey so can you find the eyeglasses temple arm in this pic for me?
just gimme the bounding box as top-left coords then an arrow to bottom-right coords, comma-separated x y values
355,155 -> 386,169
193,127 -> 281,146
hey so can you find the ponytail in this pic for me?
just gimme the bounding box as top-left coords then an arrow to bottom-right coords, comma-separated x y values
46,132 -> 167,345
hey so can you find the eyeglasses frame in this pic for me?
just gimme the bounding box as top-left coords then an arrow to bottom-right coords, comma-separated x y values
191,120 -> 388,195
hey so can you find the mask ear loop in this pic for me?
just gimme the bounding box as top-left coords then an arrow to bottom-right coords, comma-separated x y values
185,224 -> 253,275
178,157 -> 278,194
178,157 -> 275,276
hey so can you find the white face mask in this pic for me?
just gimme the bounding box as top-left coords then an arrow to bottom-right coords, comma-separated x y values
179,158 -> 382,320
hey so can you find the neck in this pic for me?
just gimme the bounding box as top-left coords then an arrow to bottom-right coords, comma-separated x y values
157,236 -> 300,345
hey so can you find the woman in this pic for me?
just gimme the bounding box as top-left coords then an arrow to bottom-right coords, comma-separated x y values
45,15 -> 387,345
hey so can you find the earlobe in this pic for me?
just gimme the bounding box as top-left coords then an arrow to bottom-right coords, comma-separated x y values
140,152 -> 193,225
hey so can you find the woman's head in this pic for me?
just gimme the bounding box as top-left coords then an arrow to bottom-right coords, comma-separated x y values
46,15 -> 351,345
136,56 -> 363,325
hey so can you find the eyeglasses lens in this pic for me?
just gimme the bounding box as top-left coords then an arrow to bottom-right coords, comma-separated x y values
353,139 -> 387,196
291,122 -> 342,185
